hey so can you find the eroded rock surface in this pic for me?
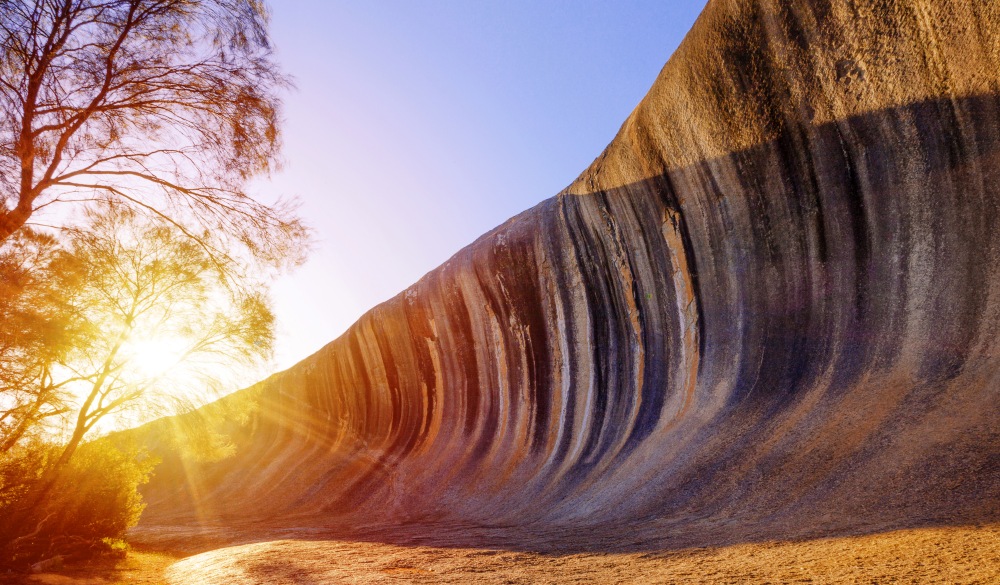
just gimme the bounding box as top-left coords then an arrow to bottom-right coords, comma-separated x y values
137,0 -> 1000,547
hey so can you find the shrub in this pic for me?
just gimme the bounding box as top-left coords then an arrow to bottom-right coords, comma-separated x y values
0,438 -> 158,568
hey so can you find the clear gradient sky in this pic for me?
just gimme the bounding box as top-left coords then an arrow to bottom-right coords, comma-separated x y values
262,1 -> 707,370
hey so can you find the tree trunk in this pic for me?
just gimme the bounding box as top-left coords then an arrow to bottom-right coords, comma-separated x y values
0,202 -> 34,244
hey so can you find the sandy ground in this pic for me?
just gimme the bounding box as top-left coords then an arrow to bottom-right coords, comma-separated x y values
159,524 -> 999,584
10,523 -> 998,584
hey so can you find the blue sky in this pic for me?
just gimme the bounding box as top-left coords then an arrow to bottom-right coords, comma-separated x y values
263,1 -> 707,369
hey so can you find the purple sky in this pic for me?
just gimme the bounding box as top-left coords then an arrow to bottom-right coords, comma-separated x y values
262,1 -> 707,370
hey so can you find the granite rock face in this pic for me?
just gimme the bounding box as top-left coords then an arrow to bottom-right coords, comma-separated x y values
141,0 -> 1000,537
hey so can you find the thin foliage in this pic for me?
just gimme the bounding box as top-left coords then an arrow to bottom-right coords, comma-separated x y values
0,0 -> 306,270
47,201 -> 276,467
0,229 -> 77,453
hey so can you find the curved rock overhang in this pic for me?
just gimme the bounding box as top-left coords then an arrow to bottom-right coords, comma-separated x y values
137,0 -> 1000,541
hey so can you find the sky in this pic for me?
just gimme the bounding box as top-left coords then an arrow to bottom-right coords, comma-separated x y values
262,1 -> 708,371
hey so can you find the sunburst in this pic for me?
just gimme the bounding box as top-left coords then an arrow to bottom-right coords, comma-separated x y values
122,336 -> 189,379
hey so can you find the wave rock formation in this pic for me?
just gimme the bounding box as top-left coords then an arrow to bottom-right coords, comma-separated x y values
140,0 -> 1000,543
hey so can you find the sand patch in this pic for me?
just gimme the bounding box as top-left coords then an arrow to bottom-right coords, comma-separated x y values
165,523 -> 1000,584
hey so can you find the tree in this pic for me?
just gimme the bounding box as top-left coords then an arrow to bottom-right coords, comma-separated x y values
47,201 -> 276,467
0,0 -> 305,267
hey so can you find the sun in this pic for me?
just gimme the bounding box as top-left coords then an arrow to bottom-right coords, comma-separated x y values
123,336 -> 189,378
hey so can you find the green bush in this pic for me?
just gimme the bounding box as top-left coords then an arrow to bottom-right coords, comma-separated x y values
0,438 -> 158,567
